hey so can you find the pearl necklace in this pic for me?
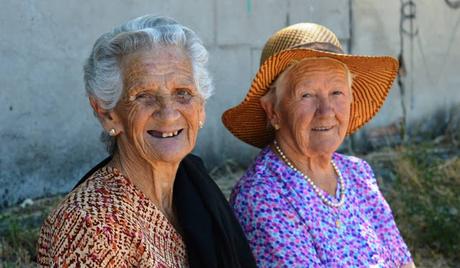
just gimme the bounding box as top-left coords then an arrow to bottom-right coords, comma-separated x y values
273,140 -> 345,208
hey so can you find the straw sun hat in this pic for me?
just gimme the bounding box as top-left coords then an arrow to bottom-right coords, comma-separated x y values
222,23 -> 399,148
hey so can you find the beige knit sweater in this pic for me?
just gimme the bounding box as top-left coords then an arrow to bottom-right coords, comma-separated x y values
37,167 -> 188,267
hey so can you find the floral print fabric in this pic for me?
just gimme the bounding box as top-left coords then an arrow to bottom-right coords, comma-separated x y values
230,147 -> 412,267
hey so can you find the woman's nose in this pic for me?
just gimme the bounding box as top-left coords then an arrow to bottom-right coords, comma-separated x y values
316,97 -> 334,117
155,98 -> 181,122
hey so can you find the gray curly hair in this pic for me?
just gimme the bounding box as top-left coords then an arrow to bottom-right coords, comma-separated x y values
83,15 -> 213,154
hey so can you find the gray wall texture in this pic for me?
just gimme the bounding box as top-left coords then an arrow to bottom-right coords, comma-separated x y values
1,0 -> 459,207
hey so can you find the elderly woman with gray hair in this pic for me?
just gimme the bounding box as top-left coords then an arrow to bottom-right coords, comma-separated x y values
37,15 -> 256,268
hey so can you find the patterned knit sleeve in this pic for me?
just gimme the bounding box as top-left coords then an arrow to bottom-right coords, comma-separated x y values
359,160 -> 413,266
37,205 -> 140,267
230,180 -> 322,268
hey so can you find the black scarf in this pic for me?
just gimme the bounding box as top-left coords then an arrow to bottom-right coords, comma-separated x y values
74,154 -> 256,268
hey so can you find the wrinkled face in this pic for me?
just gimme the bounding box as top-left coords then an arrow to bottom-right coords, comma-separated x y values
273,58 -> 352,157
114,46 -> 205,164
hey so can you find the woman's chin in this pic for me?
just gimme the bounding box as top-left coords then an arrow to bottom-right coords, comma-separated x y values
143,134 -> 193,163
307,142 -> 341,156
144,148 -> 190,164
306,135 -> 344,155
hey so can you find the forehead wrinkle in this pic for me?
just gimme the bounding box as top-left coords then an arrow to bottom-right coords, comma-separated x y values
126,77 -> 198,100
287,61 -> 348,91
123,68 -> 195,96
120,49 -> 198,104
325,74 -> 348,85
124,62 -> 191,79
121,46 -> 193,81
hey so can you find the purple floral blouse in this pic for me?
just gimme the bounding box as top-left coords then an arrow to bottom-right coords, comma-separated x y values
230,147 -> 412,267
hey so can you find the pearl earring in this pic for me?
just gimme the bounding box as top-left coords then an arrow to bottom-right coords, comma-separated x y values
108,128 -> 116,136
273,124 -> 280,130
199,121 -> 204,129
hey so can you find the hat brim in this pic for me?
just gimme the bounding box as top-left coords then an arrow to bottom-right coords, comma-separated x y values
222,48 -> 399,148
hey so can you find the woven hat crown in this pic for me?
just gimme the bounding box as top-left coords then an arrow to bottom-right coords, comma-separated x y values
260,23 -> 343,65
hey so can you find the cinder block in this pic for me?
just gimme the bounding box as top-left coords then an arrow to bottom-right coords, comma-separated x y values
351,0 -> 399,55
194,46 -> 258,164
208,46 -> 253,110
15,0 -> 215,49
288,0 -> 350,40
216,0 -> 288,46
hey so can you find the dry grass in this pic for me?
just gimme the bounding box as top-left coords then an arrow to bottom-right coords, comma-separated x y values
209,159 -> 245,198
367,144 -> 460,267
1,142 -> 459,267
0,197 -> 61,267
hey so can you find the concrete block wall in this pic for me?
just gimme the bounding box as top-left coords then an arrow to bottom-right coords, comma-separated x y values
3,0 -> 459,207
0,0 -> 350,206
3,0 -> 458,207
352,0 -> 460,132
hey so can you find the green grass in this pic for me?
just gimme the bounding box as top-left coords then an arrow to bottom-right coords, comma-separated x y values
0,197 -> 61,267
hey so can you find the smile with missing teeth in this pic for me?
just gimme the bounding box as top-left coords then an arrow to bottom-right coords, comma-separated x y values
311,126 -> 334,131
147,129 -> 184,138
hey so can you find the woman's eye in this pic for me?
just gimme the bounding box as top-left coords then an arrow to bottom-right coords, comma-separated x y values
138,93 -> 156,100
136,93 -> 149,99
302,92 -> 312,98
175,89 -> 193,102
134,93 -> 157,105
177,89 -> 191,96
332,90 -> 344,96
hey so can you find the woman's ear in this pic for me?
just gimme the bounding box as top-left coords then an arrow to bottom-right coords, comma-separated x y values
89,97 -> 124,135
260,90 -> 280,129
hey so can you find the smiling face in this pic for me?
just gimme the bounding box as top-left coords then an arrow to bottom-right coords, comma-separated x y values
112,46 -> 205,164
269,57 -> 352,158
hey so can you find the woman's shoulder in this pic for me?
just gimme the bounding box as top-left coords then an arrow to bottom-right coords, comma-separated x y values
41,168 -> 128,228
334,153 -> 374,174
37,166 -> 142,265
333,152 -> 378,191
231,147 -> 283,201
334,152 -> 367,166
40,168 -> 135,234
66,166 -> 133,211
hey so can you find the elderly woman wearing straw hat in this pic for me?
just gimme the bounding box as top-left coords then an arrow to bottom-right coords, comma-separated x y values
223,23 -> 415,267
